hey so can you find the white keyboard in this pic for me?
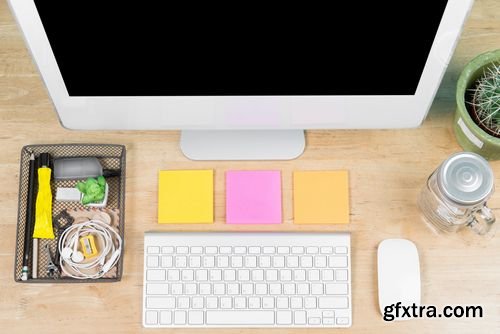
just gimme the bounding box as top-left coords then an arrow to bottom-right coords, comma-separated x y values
143,232 -> 351,328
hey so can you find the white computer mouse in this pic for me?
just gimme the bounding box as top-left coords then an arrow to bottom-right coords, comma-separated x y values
377,239 -> 421,319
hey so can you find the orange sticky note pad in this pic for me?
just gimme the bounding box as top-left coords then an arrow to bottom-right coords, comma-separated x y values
293,171 -> 349,224
158,170 -> 214,224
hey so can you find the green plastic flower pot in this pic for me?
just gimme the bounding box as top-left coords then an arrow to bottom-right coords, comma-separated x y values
454,49 -> 500,160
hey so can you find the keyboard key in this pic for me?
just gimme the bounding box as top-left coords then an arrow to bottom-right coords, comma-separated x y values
185,283 -> 197,295
176,246 -> 189,254
159,311 -> 172,325
171,283 -> 183,295
146,283 -> 169,295
311,283 -> 324,295
273,256 -> 285,268
174,311 -> 186,325
248,297 -> 261,309
238,269 -> 250,281
318,297 -> 349,309
277,246 -> 289,254
291,246 -> 304,254
220,297 -> 232,309
291,297 -> 303,309
167,269 -> 179,281
337,317 -> 350,325
306,247 -> 318,254
147,246 -> 160,254
188,311 -> 204,325
227,283 -> 239,295
182,269 -> 194,281
280,269 -> 292,281
297,283 -> 310,295
287,256 -> 299,268
242,283 -> 254,295
305,297 -> 317,309
323,317 -> 335,325
276,297 -> 288,309
147,297 -> 175,309
206,297 -> 218,309
284,283 -> 296,295
308,317 -> 321,325
262,297 -> 274,309
301,256 -> 313,268
260,256 -> 271,268
195,269 -> 208,281
323,311 -> 334,317
336,269 -> 349,281
231,256 -> 243,268
308,269 -> 320,281
234,297 -> 246,309
329,256 -> 348,268
206,311 -> 274,325
220,246 -> 232,254
161,246 -> 174,254
294,270 -> 306,281
315,256 -> 327,268
205,246 -> 217,254
252,269 -> 264,281
213,283 -> 225,295
245,256 -> 257,268
294,311 -> 306,324
335,246 -> 348,254
224,269 -> 236,281
320,247 -> 333,254
263,246 -> 275,254
217,256 -> 229,268
199,283 -> 211,295
255,283 -> 268,295
175,256 -> 187,268
325,283 -> 348,295
234,246 -> 246,254
177,297 -> 190,309
322,269 -> 334,281
270,283 -> 282,295
248,246 -> 260,254
210,269 -> 222,281
147,256 -> 159,268
189,256 -> 201,268
203,256 -> 215,268
191,246 -> 203,254
161,256 -> 173,268
276,311 -> 292,325
145,311 -> 158,325
147,269 -> 165,281
192,297 -> 204,309
266,269 -> 278,281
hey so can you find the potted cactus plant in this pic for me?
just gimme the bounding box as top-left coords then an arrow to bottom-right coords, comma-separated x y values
454,49 -> 500,159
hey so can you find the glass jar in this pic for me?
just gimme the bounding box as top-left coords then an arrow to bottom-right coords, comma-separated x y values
418,152 -> 495,235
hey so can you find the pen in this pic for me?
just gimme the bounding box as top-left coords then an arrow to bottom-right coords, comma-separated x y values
21,153 -> 37,281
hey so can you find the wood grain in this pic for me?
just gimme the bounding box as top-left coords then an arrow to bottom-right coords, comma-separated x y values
0,0 -> 499,333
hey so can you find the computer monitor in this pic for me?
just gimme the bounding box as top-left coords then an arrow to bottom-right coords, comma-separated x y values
9,1 -> 473,160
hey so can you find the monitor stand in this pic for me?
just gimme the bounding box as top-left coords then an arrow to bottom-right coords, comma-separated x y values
180,130 -> 305,160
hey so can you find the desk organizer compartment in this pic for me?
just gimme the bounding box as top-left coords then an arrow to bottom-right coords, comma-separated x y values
14,144 -> 126,283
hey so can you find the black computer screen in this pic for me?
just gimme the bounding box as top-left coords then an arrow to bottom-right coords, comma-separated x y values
33,2 -> 448,96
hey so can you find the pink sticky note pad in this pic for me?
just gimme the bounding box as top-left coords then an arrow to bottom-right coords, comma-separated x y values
226,170 -> 282,224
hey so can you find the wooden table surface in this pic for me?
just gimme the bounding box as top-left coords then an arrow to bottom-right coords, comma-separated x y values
1,1 -> 499,333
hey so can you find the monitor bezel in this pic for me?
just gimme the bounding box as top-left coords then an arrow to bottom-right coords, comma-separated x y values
9,0 -> 473,130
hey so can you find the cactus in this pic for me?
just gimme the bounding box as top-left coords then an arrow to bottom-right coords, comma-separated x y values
470,63 -> 500,137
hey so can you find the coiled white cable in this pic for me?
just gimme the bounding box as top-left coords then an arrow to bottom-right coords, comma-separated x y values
58,219 -> 122,279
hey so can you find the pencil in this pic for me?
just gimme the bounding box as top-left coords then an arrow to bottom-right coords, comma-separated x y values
21,153 -> 37,281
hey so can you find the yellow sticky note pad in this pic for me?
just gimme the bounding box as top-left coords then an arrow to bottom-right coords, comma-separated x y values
293,171 -> 349,224
158,170 -> 214,224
